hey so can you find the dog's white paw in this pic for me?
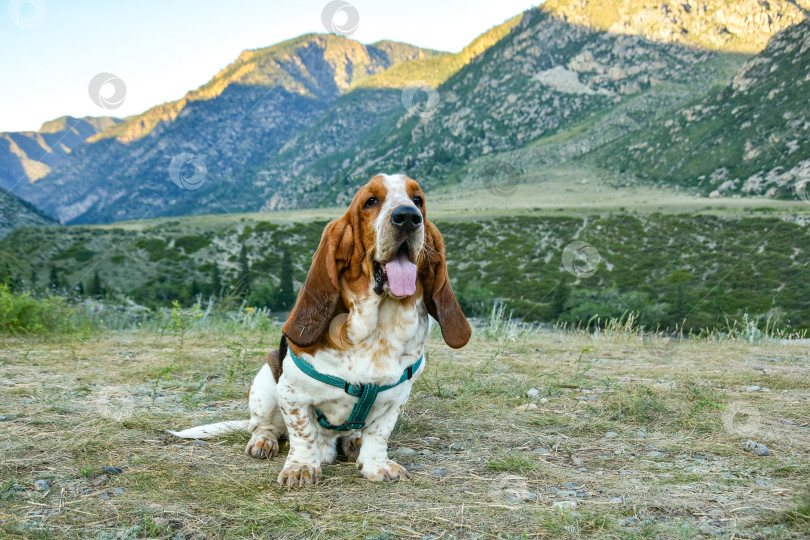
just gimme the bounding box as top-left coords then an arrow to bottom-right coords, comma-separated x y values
277,461 -> 321,487
245,433 -> 279,459
358,459 -> 411,482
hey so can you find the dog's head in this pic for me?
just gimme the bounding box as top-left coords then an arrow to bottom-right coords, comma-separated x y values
282,173 -> 471,349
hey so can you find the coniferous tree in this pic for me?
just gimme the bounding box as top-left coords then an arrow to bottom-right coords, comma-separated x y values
87,271 -> 103,298
550,276 -> 570,321
48,265 -> 61,291
0,263 -> 14,289
189,279 -> 201,301
276,249 -> 296,310
211,262 -> 222,297
237,244 -> 251,298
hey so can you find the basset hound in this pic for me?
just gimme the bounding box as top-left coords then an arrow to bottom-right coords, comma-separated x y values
171,174 -> 471,485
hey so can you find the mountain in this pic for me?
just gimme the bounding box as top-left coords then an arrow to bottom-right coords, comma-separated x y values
0,115 -> 119,191
252,0 -> 808,210
242,15 -> 524,211
599,17 -> 810,199
13,36 -> 440,224
0,187 -> 54,240
6,0 -> 808,224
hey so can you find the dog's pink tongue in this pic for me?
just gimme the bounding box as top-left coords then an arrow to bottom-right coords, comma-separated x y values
384,251 -> 417,297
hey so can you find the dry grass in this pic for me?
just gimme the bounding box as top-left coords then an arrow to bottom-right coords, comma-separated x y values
1,327 -> 809,538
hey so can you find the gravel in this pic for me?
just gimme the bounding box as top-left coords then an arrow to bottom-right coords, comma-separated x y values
553,501 -> 577,511
33,480 -> 50,491
743,441 -> 770,456
90,475 -> 108,487
516,403 -> 539,410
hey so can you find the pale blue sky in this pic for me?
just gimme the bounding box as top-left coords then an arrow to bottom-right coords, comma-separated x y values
1,0 -> 539,132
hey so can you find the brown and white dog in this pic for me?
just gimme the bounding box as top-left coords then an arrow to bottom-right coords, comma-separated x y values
171,174 -> 471,485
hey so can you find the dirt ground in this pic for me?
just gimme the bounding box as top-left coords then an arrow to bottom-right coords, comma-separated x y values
1,328 -> 808,538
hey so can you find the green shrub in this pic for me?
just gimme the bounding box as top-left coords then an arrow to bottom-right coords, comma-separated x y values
174,235 -> 211,254
0,285 -> 86,335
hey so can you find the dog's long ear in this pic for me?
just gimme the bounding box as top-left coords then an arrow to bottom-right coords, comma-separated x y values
283,216 -> 353,347
422,221 -> 471,349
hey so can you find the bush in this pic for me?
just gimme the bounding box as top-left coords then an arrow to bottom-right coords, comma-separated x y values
0,285 -> 85,335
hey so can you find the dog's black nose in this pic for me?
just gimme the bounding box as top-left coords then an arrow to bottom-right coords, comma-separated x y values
390,205 -> 422,231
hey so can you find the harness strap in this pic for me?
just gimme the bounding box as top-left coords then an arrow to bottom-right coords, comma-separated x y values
288,348 -> 423,432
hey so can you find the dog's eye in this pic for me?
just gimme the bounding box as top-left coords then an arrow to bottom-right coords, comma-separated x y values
413,196 -> 423,207
364,197 -> 378,209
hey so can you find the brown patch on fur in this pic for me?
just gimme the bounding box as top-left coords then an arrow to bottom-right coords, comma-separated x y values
420,221 -> 472,348
267,350 -> 283,383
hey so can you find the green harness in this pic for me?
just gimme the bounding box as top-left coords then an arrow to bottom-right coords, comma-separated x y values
288,348 -> 423,432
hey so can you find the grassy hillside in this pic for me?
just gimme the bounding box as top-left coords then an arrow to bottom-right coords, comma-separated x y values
2,210 -> 808,333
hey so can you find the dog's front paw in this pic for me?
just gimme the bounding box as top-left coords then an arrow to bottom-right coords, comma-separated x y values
277,462 -> 321,487
245,432 -> 279,459
358,459 -> 411,482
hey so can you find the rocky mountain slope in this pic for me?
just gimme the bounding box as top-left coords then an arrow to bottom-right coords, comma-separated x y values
5,0 -> 808,223
255,0 -> 808,210
599,17 -> 810,199
0,187 -> 54,240
13,36 -> 439,224
0,116 -> 118,192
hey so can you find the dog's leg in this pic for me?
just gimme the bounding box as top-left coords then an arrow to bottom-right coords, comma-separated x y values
340,432 -> 362,461
356,402 -> 411,482
319,433 -> 340,465
275,384 -> 321,486
245,364 -> 286,459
